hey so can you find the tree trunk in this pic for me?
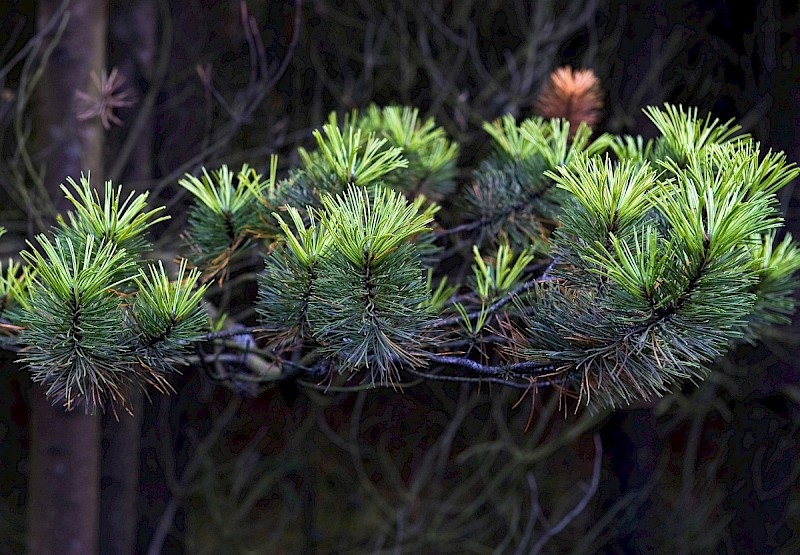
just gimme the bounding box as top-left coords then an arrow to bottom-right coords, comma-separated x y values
27,1 -> 108,554
100,394 -> 143,555
27,390 -> 102,555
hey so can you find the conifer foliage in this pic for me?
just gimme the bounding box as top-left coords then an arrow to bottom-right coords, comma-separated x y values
10,176 -> 209,411
4,104 -> 799,411
178,103 -> 799,408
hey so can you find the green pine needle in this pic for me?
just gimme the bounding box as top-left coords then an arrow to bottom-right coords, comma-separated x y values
610,134 -> 655,164
482,114 -> 542,160
59,173 -> 168,256
320,185 -> 435,266
308,244 -> 431,384
0,259 -> 32,314
466,116 -> 614,250
470,243 -> 536,302
645,103 -> 743,167
519,118 -> 612,168
743,232 -> 800,336
11,103 -> 799,412
272,205 -> 330,267
180,164 -> 265,216
357,104 -> 459,197
18,235 -> 137,410
131,259 -> 209,368
547,155 -> 659,242
304,122 -> 408,186
181,164 -> 268,276
519,110 -> 798,408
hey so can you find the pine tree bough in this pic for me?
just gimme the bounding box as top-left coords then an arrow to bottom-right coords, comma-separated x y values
2,104 -> 798,411
6,177 -> 209,412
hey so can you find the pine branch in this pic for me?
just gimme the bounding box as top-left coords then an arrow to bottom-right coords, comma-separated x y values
180,164 -> 269,278
9,103 -> 799,412
18,235 -> 137,410
519,108 -> 796,408
130,259 -> 209,370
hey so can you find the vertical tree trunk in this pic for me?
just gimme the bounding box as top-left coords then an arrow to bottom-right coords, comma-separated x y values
100,393 -> 144,555
27,1 -> 108,554
100,1 -> 159,552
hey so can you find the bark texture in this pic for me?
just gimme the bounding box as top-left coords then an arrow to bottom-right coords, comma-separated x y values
27,1 -> 108,554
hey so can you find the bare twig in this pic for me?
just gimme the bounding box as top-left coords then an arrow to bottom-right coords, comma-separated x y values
530,433 -> 602,554
146,396 -> 242,555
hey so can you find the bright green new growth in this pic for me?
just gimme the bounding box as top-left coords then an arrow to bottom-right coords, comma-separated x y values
546,155 -> 658,250
610,134 -> 655,165
482,115 -> 612,164
744,232 -> 800,339
179,164 -> 267,216
520,105 -> 800,408
59,174 -> 168,256
273,206 -> 330,267
183,108 -> 456,283
320,185 -> 435,266
258,206 -> 330,341
645,103 -> 743,167
356,104 -> 460,198
179,164 -> 269,278
303,121 -> 408,186
470,243 -> 536,302
15,176 -> 209,412
519,118 -> 612,168
19,235 -> 136,409
483,114 -> 543,159
131,260 -> 209,370
0,258 -> 32,313
466,116 -> 614,250
451,244 -> 535,336
259,185 -> 435,384
422,273 -> 459,315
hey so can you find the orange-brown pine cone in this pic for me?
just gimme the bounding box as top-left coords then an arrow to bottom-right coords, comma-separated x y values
534,66 -> 603,135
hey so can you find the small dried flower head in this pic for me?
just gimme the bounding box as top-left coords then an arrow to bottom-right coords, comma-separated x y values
74,67 -> 137,130
534,66 -> 603,135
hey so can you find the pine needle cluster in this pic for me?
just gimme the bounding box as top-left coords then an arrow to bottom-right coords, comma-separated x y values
0,229 -> 31,343
355,105 -> 460,199
517,106 -> 800,407
12,175 -> 209,412
464,114 -> 613,249
258,185 -> 436,384
180,164 -> 274,279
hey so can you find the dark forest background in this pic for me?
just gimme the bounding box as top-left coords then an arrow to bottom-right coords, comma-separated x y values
1,0 -> 800,553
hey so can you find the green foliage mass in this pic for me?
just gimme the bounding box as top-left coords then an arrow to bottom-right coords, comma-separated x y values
259,185 -> 436,385
6,104 -> 799,411
10,175 -> 209,412
521,115 -> 800,407
176,103 -> 800,409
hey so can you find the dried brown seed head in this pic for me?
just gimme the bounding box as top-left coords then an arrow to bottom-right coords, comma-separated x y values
74,67 -> 137,130
534,66 -> 603,135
